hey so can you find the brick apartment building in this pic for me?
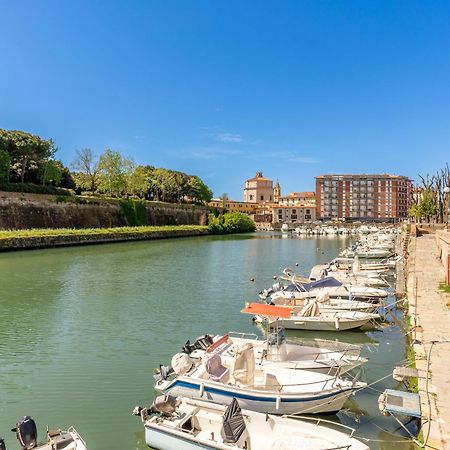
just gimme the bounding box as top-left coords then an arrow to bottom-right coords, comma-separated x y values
315,174 -> 412,222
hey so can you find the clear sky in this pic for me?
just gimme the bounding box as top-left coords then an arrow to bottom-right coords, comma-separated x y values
1,1 -> 450,199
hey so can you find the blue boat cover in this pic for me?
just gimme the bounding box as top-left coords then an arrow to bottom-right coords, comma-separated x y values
294,277 -> 342,292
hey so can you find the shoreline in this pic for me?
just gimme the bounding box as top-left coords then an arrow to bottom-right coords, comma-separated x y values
0,226 -> 210,252
405,228 -> 450,449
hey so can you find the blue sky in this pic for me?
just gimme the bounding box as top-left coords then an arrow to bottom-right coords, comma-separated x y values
1,1 -> 450,199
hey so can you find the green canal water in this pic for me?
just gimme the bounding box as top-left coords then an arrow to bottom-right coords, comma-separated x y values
0,233 -> 414,449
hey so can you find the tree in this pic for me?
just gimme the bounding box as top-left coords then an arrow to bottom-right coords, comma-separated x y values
0,129 -> 53,183
128,165 -> 154,198
38,159 -> 63,186
188,176 -> 213,204
419,189 -> 438,222
71,148 -> 100,192
0,149 -> 11,184
97,149 -> 135,197
219,193 -> 229,209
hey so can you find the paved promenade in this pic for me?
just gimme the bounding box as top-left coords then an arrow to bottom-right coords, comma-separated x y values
407,233 -> 450,449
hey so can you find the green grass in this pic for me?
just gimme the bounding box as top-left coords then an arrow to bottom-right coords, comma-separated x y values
438,281 -> 450,293
0,225 -> 208,240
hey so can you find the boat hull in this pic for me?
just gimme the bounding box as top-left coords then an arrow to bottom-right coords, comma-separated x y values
145,425 -> 213,450
159,379 -> 355,414
275,317 -> 373,331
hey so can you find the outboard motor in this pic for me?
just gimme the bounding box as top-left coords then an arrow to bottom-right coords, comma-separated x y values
154,364 -> 174,381
11,416 -> 37,449
0,437 -> 6,450
182,335 -> 213,354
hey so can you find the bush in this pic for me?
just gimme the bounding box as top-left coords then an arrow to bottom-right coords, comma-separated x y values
0,182 -> 72,196
119,199 -> 147,226
208,212 -> 256,234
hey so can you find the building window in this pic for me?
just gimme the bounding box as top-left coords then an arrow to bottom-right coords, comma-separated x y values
260,195 -> 264,201
250,195 -> 253,201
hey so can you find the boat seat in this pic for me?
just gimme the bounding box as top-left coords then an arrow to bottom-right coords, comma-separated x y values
204,353 -> 230,384
264,372 -> 281,390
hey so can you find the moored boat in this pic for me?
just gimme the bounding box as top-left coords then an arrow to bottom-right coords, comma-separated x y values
154,330 -> 366,415
3,416 -> 87,450
133,396 -> 370,450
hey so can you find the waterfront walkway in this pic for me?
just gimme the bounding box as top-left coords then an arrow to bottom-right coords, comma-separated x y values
407,234 -> 450,449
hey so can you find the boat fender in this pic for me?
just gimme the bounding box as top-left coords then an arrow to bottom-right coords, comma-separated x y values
275,396 -> 281,411
334,317 -> 340,330
378,392 -> 390,416
199,383 -> 205,397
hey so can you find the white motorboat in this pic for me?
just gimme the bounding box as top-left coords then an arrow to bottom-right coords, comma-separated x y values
133,396 -> 369,450
6,416 -> 87,450
270,293 -> 380,313
331,257 -> 393,273
309,265 -> 388,287
249,302 -> 380,332
154,330 -> 366,415
270,277 -> 388,301
341,248 -> 393,259
180,327 -> 367,376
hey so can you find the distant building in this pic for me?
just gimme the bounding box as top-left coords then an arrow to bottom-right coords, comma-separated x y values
273,205 -> 316,225
315,174 -> 413,221
243,172 -> 274,203
209,198 -> 258,214
278,192 -> 316,207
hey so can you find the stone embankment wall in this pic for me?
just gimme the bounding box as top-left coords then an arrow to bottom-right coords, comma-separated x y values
436,230 -> 450,284
0,193 -> 209,230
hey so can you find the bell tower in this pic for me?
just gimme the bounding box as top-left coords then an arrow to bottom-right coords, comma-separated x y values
274,180 -> 281,203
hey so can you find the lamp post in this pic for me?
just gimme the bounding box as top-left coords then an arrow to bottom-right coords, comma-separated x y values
444,186 -> 450,230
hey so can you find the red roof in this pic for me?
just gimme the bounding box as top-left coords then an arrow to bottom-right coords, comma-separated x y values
241,303 -> 293,318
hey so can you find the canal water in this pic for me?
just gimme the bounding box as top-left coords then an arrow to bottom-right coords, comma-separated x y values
0,233 -> 413,449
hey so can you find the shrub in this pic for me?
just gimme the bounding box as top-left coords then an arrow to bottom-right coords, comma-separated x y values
0,182 -> 72,196
208,212 -> 256,234
119,199 -> 147,226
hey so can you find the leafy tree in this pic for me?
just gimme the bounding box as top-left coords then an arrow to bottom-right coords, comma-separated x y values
0,129 -> 53,183
408,204 -> 420,222
97,149 -> 135,197
0,149 -> 11,183
38,159 -> 63,186
127,165 -> 154,198
71,148 -> 100,192
419,189 -> 438,222
188,176 -> 213,204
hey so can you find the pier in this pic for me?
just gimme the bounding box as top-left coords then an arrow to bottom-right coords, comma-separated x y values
407,231 -> 450,449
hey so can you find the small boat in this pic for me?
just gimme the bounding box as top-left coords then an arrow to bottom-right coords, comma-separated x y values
270,277 -> 388,302
154,329 -> 366,415
341,248 -> 393,259
249,302 -> 380,331
133,396 -> 370,450
270,293 -> 380,313
309,265 -> 389,287
179,327 -> 367,376
3,416 -> 87,450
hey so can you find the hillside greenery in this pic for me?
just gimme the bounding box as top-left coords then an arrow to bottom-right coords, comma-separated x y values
0,129 -> 213,204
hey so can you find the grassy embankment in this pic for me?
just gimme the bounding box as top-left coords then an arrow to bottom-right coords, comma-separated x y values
0,225 -> 208,239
